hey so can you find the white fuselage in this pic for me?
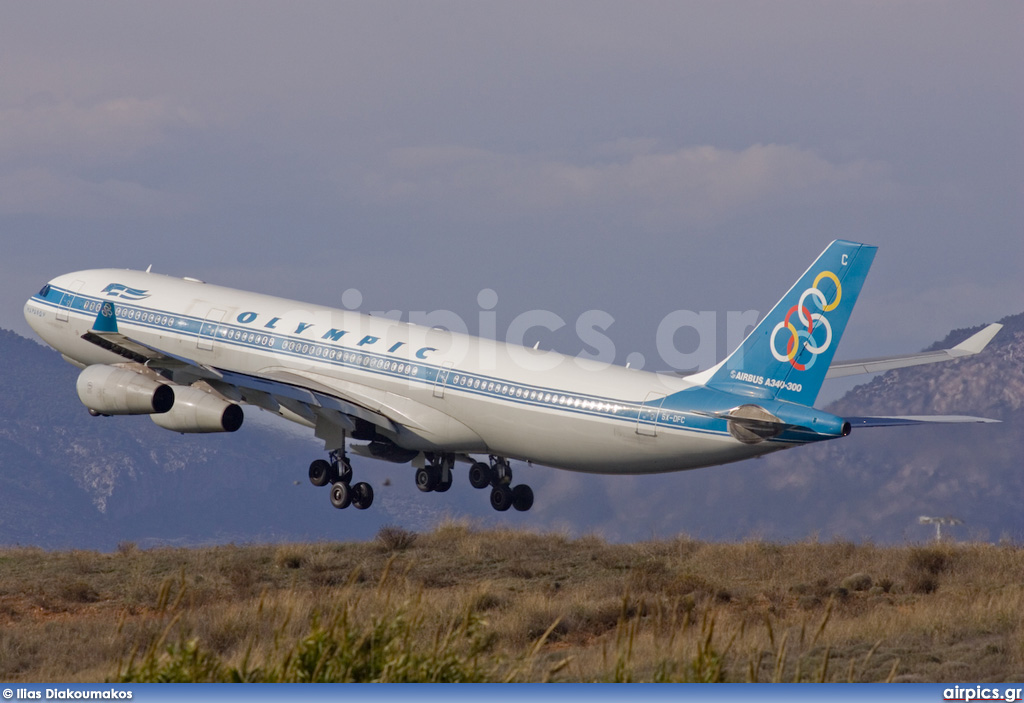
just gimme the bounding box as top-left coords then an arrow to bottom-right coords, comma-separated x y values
25,269 -> 783,475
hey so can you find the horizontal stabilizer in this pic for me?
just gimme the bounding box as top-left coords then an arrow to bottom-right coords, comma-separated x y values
846,415 -> 1000,428
826,323 -> 1002,379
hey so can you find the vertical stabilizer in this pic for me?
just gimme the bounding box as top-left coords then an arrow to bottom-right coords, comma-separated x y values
697,240 -> 876,406
92,301 -> 120,334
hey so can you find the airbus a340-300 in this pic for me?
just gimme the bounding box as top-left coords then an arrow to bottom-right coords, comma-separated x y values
24,240 -> 1000,513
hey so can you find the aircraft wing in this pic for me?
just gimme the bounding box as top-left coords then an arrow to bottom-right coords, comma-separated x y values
81,303 -> 398,438
81,328 -> 226,377
825,323 -> 1001,379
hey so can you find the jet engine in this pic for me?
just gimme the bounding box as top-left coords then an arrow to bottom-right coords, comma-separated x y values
151,385 -> 244,433
76,365 -> 174,415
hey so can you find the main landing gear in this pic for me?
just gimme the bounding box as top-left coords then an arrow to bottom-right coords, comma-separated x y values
308,448 -> 374,510
415,453 -> 455,494
468,455 -> 533,512
309,449 -> 532,513
416,454 -> 532,511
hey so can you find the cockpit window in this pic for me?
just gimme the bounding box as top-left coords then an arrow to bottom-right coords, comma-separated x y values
38,284 -> 51,297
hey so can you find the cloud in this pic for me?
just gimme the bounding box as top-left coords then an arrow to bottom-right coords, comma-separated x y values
361,142 -> 894,228
0,167 -> 191,218
0,96 -> 203,167
0,97 -> 204,218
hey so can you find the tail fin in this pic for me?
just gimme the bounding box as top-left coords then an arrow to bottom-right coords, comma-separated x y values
697,239 -> 877,406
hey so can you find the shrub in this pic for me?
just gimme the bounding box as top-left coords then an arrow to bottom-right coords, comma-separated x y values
376,525 -> 417,552
908,546 -> 949,575
274,546 -> 305,570
840,573 -> 873,592
908,573 -> 939,594
118,599 -> 499,682
61,579 -> 100,603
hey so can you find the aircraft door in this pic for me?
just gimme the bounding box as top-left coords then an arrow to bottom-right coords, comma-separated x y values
198,308 -> 225,351
57,280 -> 84,322
433,361 -> 454,398
636,392 -> 666,437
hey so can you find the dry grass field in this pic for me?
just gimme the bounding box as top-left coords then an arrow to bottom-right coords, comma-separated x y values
1,523 -> 1021,682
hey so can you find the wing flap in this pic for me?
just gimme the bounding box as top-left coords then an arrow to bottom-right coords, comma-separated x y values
256,366 -> 483,444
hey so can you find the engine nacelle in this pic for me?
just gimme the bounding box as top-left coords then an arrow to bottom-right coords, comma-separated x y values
76,365 -> 174,415
151,385 -> 244,433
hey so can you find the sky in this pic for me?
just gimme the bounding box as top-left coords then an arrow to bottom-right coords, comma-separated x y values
2,1 -> 1021,381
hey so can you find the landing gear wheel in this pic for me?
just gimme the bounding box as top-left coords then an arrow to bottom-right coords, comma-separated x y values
468,462 -> 492,489
330,482 -> 352,509
309,459 -> 331,487
435,475 -> 453,492
490,485 -> 513,512
416,466 -> 439,492
351,482 -> 374,510
512,484 -> 534,512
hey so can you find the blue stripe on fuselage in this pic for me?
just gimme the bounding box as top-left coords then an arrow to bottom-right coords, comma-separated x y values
36,287 -> 821,445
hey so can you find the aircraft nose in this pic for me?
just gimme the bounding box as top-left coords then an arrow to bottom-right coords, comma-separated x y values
24,298 -> 39,331
23,282 -> 52,332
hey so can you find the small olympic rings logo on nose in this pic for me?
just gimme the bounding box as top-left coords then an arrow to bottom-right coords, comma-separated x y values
770,270 -> 842,371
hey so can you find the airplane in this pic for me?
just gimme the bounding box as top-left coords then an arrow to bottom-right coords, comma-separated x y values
23,240 -> 1001,514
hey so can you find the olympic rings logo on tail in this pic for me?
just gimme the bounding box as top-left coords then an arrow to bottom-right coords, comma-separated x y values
769,270 -> 842,371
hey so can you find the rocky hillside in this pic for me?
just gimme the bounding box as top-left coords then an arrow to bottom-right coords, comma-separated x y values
0,330 -> 395,548
805,313 -> 1024,542
527,313 -> 1024,544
